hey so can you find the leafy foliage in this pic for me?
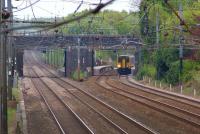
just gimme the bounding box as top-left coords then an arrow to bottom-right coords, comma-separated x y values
58,1 -> 200,87
165,60 -> 200,85
138,0 -> 200,86
136,64 -> 156,80
164,61 -> 179,85
139,0 -> 200,44
61,10 -> 140,35
154,47 -> 179,79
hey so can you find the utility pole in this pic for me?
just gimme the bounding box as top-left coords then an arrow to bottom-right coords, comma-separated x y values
50,49 -> 52,66
48,49 -> 50,65
156,9 -> 159,47
143,5 -> 149,36
179,1 -> 184,91
0,0 -> 3,132
2,33 -> 8,134
77,38 -> 81,81
56,49 -> 58,67
87,17 -> 95,76
156,7 -> 160,80
1,0 -> 8,133
64,48 -> 67,77
45,48 -> 47,64
54,49 -> 56,67
91,49 -> 94,76
7,0 -> 13,100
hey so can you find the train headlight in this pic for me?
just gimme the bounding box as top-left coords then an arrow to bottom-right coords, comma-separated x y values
117,64 -> 121,68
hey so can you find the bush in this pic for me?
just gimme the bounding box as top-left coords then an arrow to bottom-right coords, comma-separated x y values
72,70 -> 85,80
153,48 -> 179,80
164,60 -> 200,85
182,72 -> 192,82
182,60 -> 198,83
165,61 -> 179,85
136,64 -> 156,80
184,60 -> 195,70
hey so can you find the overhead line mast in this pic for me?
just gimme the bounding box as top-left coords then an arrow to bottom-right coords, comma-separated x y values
0,0 -> 8,133
178,1 -> 184,93
0,0 -> 2,132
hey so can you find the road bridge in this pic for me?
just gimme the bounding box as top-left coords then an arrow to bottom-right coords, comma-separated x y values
13,35 -> 140,49
13,35 -> 142,76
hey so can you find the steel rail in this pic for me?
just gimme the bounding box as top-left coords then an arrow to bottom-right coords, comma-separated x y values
36,63 -> 158,134
51,78 -> 128,134
106,77 -> 200,123
124,78 -> 200,109
95,75 -> 200,128
31,68 -> 95,134
28,68 -> 66,134
30,53 -> 129,133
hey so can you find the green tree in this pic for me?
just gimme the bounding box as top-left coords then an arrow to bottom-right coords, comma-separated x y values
61,10 -> 140,36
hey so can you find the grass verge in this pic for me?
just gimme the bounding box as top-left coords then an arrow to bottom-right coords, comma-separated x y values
8,87 -> 20,134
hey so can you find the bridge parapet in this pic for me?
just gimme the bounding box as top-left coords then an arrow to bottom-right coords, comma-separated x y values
13,35 -> 140,48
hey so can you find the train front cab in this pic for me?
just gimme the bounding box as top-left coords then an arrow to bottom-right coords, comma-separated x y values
117,56 -> 131,75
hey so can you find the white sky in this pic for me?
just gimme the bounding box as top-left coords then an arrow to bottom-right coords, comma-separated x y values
12,0 -> 141,19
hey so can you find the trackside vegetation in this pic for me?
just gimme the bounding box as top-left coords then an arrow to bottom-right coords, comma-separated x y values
54,1 -> 200,94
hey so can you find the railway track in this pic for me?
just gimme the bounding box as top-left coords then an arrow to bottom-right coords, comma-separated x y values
29,50 -> 200,133
105,77 -> 200,127
30,51 -> 158,134
123,77 -> 200,110
24,55 -> 94,134
123,77 -> 200,109
95,73 -> 200,130
27,67 -> 94,134
27,54 -> 129,134
118,77 -> 200,118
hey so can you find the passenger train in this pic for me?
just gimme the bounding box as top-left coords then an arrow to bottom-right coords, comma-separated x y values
117,55 -> 135,75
